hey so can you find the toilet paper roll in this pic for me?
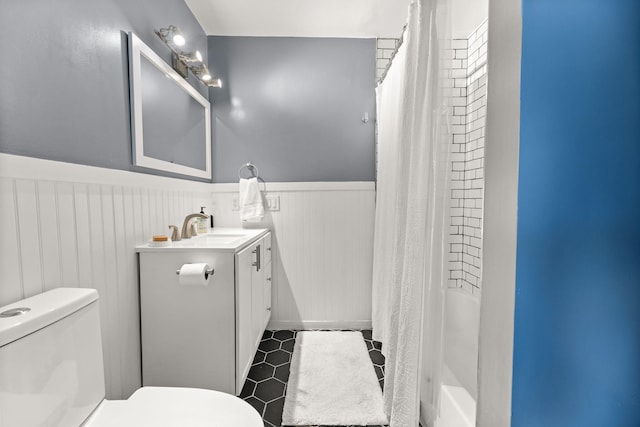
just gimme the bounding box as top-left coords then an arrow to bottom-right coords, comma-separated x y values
178,263 -> 211,287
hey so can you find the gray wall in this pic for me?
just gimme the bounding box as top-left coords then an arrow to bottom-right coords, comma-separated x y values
0,0 -> 209,182
208,37 -> 376,183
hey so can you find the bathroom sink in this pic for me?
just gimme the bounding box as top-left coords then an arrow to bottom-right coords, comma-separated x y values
136,228 -> 269,253
202,235 -> 245,244
176,235 -> 244,246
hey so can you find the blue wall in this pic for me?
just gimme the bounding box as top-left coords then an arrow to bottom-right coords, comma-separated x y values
208,37 -> 376,183
513,0 -> 640,426
0,0 -> 209,181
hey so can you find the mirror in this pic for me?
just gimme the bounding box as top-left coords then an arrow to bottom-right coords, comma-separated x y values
128,32 -> 211,179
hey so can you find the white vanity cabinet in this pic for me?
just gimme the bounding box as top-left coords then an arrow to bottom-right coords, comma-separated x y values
235,232 -> 273,391
136,229 -> 271,396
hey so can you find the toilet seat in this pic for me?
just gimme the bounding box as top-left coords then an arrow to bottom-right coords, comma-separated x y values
83,387 -> 263,427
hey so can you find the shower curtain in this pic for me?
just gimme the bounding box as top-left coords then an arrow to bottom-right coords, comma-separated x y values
372,0 -> 451,425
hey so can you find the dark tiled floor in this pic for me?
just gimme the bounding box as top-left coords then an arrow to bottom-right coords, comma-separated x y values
240,329 -> 387,427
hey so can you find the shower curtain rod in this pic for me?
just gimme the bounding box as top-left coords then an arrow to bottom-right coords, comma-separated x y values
377,23 -> 408,86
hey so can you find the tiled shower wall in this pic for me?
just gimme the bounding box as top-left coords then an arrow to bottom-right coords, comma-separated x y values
375,24 -> 488,296
376,38 -> 401,83
448,19 -> 488,296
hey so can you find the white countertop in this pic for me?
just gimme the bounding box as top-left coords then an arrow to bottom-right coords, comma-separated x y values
135,228 -> 270,253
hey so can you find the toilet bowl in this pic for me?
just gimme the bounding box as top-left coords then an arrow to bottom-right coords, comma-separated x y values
84,387 -> 262,426
0,288 -> 263,427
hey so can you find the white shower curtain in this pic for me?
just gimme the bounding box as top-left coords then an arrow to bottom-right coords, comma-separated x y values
372,0 -> 452,425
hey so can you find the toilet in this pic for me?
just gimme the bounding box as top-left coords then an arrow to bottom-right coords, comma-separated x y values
0,288 -> 263,427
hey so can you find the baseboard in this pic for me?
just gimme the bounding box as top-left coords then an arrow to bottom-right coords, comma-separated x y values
267,320 -> 373,331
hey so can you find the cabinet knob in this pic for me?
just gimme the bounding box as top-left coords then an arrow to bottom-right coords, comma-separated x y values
267,307 -> 271,311
267,277 -> 272,281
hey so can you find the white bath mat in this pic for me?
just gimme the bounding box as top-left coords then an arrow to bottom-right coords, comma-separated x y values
282,331 -> 388,426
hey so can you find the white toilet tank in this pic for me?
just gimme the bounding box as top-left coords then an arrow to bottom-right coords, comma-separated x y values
0,288 -> 105,427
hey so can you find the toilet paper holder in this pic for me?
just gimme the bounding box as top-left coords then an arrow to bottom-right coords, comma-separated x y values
175,266 -> 215,278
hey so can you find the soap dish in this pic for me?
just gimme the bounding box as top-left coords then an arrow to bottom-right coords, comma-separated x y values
148,240 -> 172,248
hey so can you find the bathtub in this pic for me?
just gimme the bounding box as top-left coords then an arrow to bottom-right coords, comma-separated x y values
435,288 -> 480,427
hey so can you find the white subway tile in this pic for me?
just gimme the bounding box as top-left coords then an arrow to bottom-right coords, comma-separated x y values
378,49 -> 394,59
469,128 -> 482,143
454,106 -> 467,116
454,78 -> 467,88
451,207 -> 464,217
450,178 -> 464,189
453,134 -> 466,144
452,124 -> 466,134
376,58 -> 390,69
377,38 -> 398,49
455,49 -> 468,59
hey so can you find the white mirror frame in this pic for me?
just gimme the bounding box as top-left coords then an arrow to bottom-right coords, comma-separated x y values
128,32 -> 212,180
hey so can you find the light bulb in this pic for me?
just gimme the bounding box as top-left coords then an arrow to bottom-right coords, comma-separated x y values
173,34 -> 186,46
202,73 -> 212,81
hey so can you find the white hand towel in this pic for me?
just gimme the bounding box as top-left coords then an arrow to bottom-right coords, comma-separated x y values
239,177 -> 264,222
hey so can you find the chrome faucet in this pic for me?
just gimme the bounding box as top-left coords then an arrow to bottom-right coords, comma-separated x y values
181,213 -> 208,239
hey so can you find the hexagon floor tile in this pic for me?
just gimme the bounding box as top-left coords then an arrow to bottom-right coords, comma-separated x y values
240,330 -> 387,427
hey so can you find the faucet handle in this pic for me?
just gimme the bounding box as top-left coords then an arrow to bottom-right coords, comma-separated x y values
168,225 -> 180,241
190,223 -> 198,237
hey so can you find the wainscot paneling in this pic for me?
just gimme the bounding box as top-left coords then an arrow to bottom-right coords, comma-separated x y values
210,181 -> 376,330
0,154 -> 212,400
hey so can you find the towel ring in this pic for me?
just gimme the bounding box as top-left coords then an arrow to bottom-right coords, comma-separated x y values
238,162 -> 259,179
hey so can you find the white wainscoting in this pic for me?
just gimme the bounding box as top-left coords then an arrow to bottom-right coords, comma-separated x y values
0,154 -> 377,398
0,154 -> 212,400
210,181 -> 376,330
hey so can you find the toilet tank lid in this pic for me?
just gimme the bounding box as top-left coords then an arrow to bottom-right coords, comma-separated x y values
0,288 -> 98,347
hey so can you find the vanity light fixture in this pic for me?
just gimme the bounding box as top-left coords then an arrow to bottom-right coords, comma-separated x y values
154,25 -> 223,88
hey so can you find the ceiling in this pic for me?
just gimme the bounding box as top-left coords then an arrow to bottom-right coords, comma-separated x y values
184,0 -> 410,38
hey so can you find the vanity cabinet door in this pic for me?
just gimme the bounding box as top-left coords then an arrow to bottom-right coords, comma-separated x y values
235,233 -> 271,394
235,243 -> 255,394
